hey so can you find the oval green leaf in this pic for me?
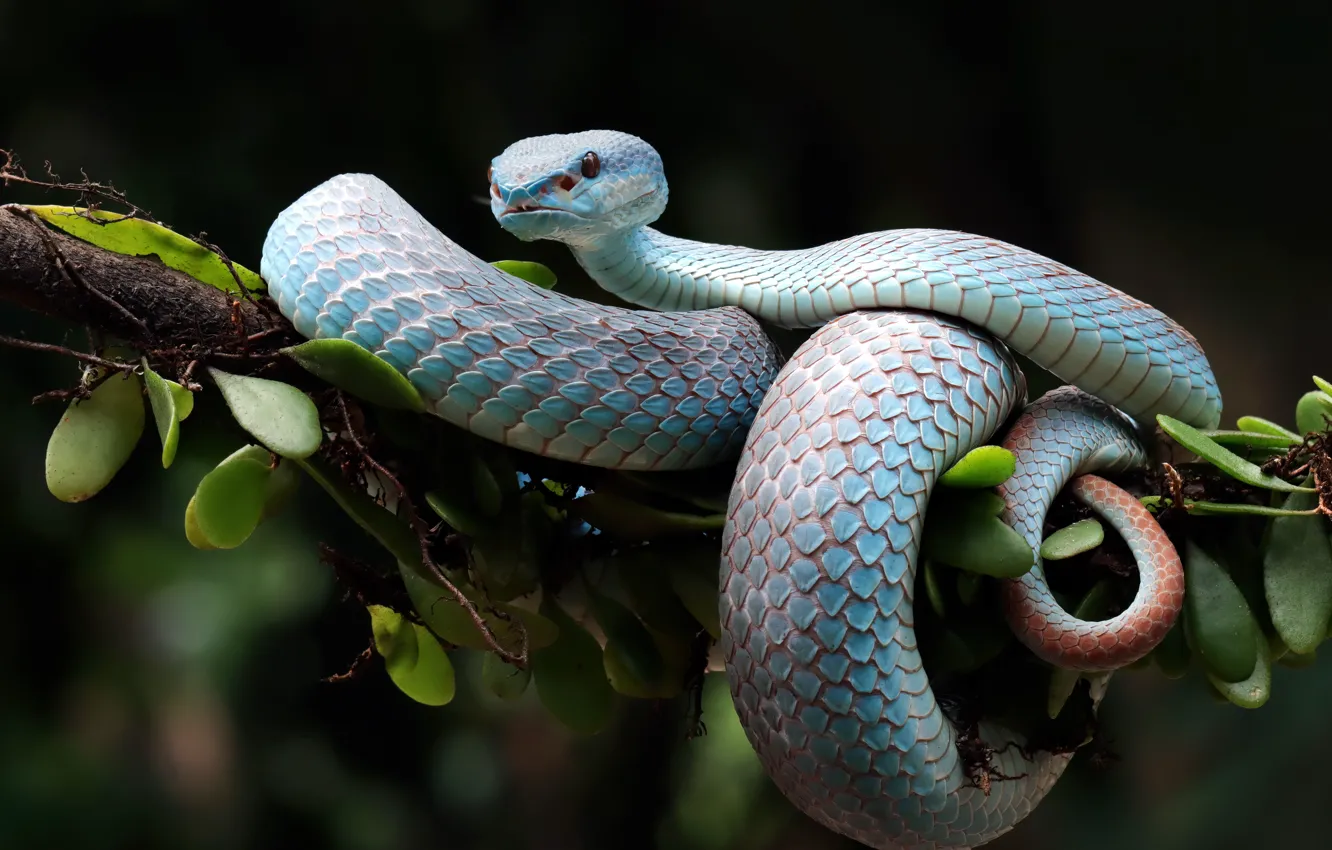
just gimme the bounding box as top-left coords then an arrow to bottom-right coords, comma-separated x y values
667,551 -> 722,639
568,491 -> 725,540
1152,620 -> 1191,679
1183,538 -> 1260,683
530,596 -> 613,734
491,260 -> 558,290
368,604 -> 456,706
26,205 -> 264,294
1295,390 -> 1332,436
481,652 -> 532,700
261,458 -> 301,521
187,444 -> 273,549
1263,488 -> 1332,654
292,454 -> 420,565
169,380 -> 195,421
587,583 -> 665,691
921,490 -> 1034,578
938,445 -> 1017,488
398,560 -> 559,653
923,560 -> 948,619
610,546 -> 702,640
955,571 -> 984,607
1040,518 -> 1106,561
424,490 -> 488,537
469,454 -> 504,518
1156,414 -> 1314,493
1234,416 -> 1301,440
604,624 -> 691,699
1206,626 -> 1272,709
142,362 -> 181,468
281,338 -> 426,413
45,370 -> 145,503
209,367 -> 322,459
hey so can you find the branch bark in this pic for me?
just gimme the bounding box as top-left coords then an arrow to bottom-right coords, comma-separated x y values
0,203 -> 297,348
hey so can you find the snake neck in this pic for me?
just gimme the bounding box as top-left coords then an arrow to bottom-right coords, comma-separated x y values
569,222 -> 1224,432
571,226 -> 792,324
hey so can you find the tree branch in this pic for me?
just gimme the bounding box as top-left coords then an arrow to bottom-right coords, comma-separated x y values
0,202 -> 297,349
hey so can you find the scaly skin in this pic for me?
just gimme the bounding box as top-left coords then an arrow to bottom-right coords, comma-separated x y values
260,130 -> 1214,849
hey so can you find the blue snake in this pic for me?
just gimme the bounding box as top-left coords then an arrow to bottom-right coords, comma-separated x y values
261,129 -> 1221,849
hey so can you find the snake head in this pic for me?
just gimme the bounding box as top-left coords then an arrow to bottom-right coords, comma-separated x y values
489,129 -> 667,246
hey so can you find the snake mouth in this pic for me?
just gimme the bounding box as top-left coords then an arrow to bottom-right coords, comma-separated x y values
494,188 -> 659,220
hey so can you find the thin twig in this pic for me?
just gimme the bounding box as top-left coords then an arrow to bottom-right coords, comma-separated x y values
333,391 -> 529,667
0,333 -> 138,372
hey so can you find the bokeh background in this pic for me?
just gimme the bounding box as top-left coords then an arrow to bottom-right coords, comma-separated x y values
1,2 -> 1328,849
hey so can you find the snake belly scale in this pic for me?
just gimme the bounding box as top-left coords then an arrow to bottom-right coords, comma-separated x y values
261,129 -> 1220,849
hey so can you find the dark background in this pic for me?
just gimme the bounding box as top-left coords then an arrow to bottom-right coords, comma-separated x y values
1,2 -> 1328,849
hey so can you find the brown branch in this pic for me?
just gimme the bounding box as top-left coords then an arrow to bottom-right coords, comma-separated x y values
0,200 -> 297,349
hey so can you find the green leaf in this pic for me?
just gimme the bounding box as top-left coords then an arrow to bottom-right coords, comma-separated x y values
921,490 -> 1034,578
169,380 -> 195,421
368,605 -> 456,707
1152,621 -> 1191,679
956,571 -> 984,607
1048,579 -> 1116,718
603,624 -> 692,699
1234,416 -> 1300,440
469,454 -> 504,518
1156,414 -> 1314,493
45,369 -> 145,503
1200,430 -> 1303,450
1140,495 -> 1318,518
261,458 -> 301,521
610,546 -> 703,640
26,205 -> 264,294
1263,488 -> 1332,655
667,546 -> 722,639
424,490 -> 489,537
923,560 -> 948,618
469,491 -> 549,601
1314,376 -> 1332,397
209,367 -> 322,459
491,260 -> 558,290
481,652 -> 532,700
398,561 -> 558,653
530,596 -> 613,734
938,445 -> 1017,488
292,454 -> 420,564
185,445 -> 273,549
1183,538 -> 1260,683
142,361 -> 182,468
567,490 -> 725,539
281,338 -> 426,413
1206,627 -> 1272,709
1040,518 -> 1106,560
587,582 -> 666,694
1295,391 -> 1332,436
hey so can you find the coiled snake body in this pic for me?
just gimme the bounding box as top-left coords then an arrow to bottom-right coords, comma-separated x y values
261,130 -> 1221,849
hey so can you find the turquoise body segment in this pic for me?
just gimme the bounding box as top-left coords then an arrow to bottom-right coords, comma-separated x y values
573,227 -> 1222,431
260,174 -> 782,471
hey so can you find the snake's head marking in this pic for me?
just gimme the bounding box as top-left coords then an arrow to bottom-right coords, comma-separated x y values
489,129 -> 667,246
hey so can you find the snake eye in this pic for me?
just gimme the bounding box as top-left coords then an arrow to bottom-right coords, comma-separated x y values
487,166 -> 494,182
581,151 -> 600,179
